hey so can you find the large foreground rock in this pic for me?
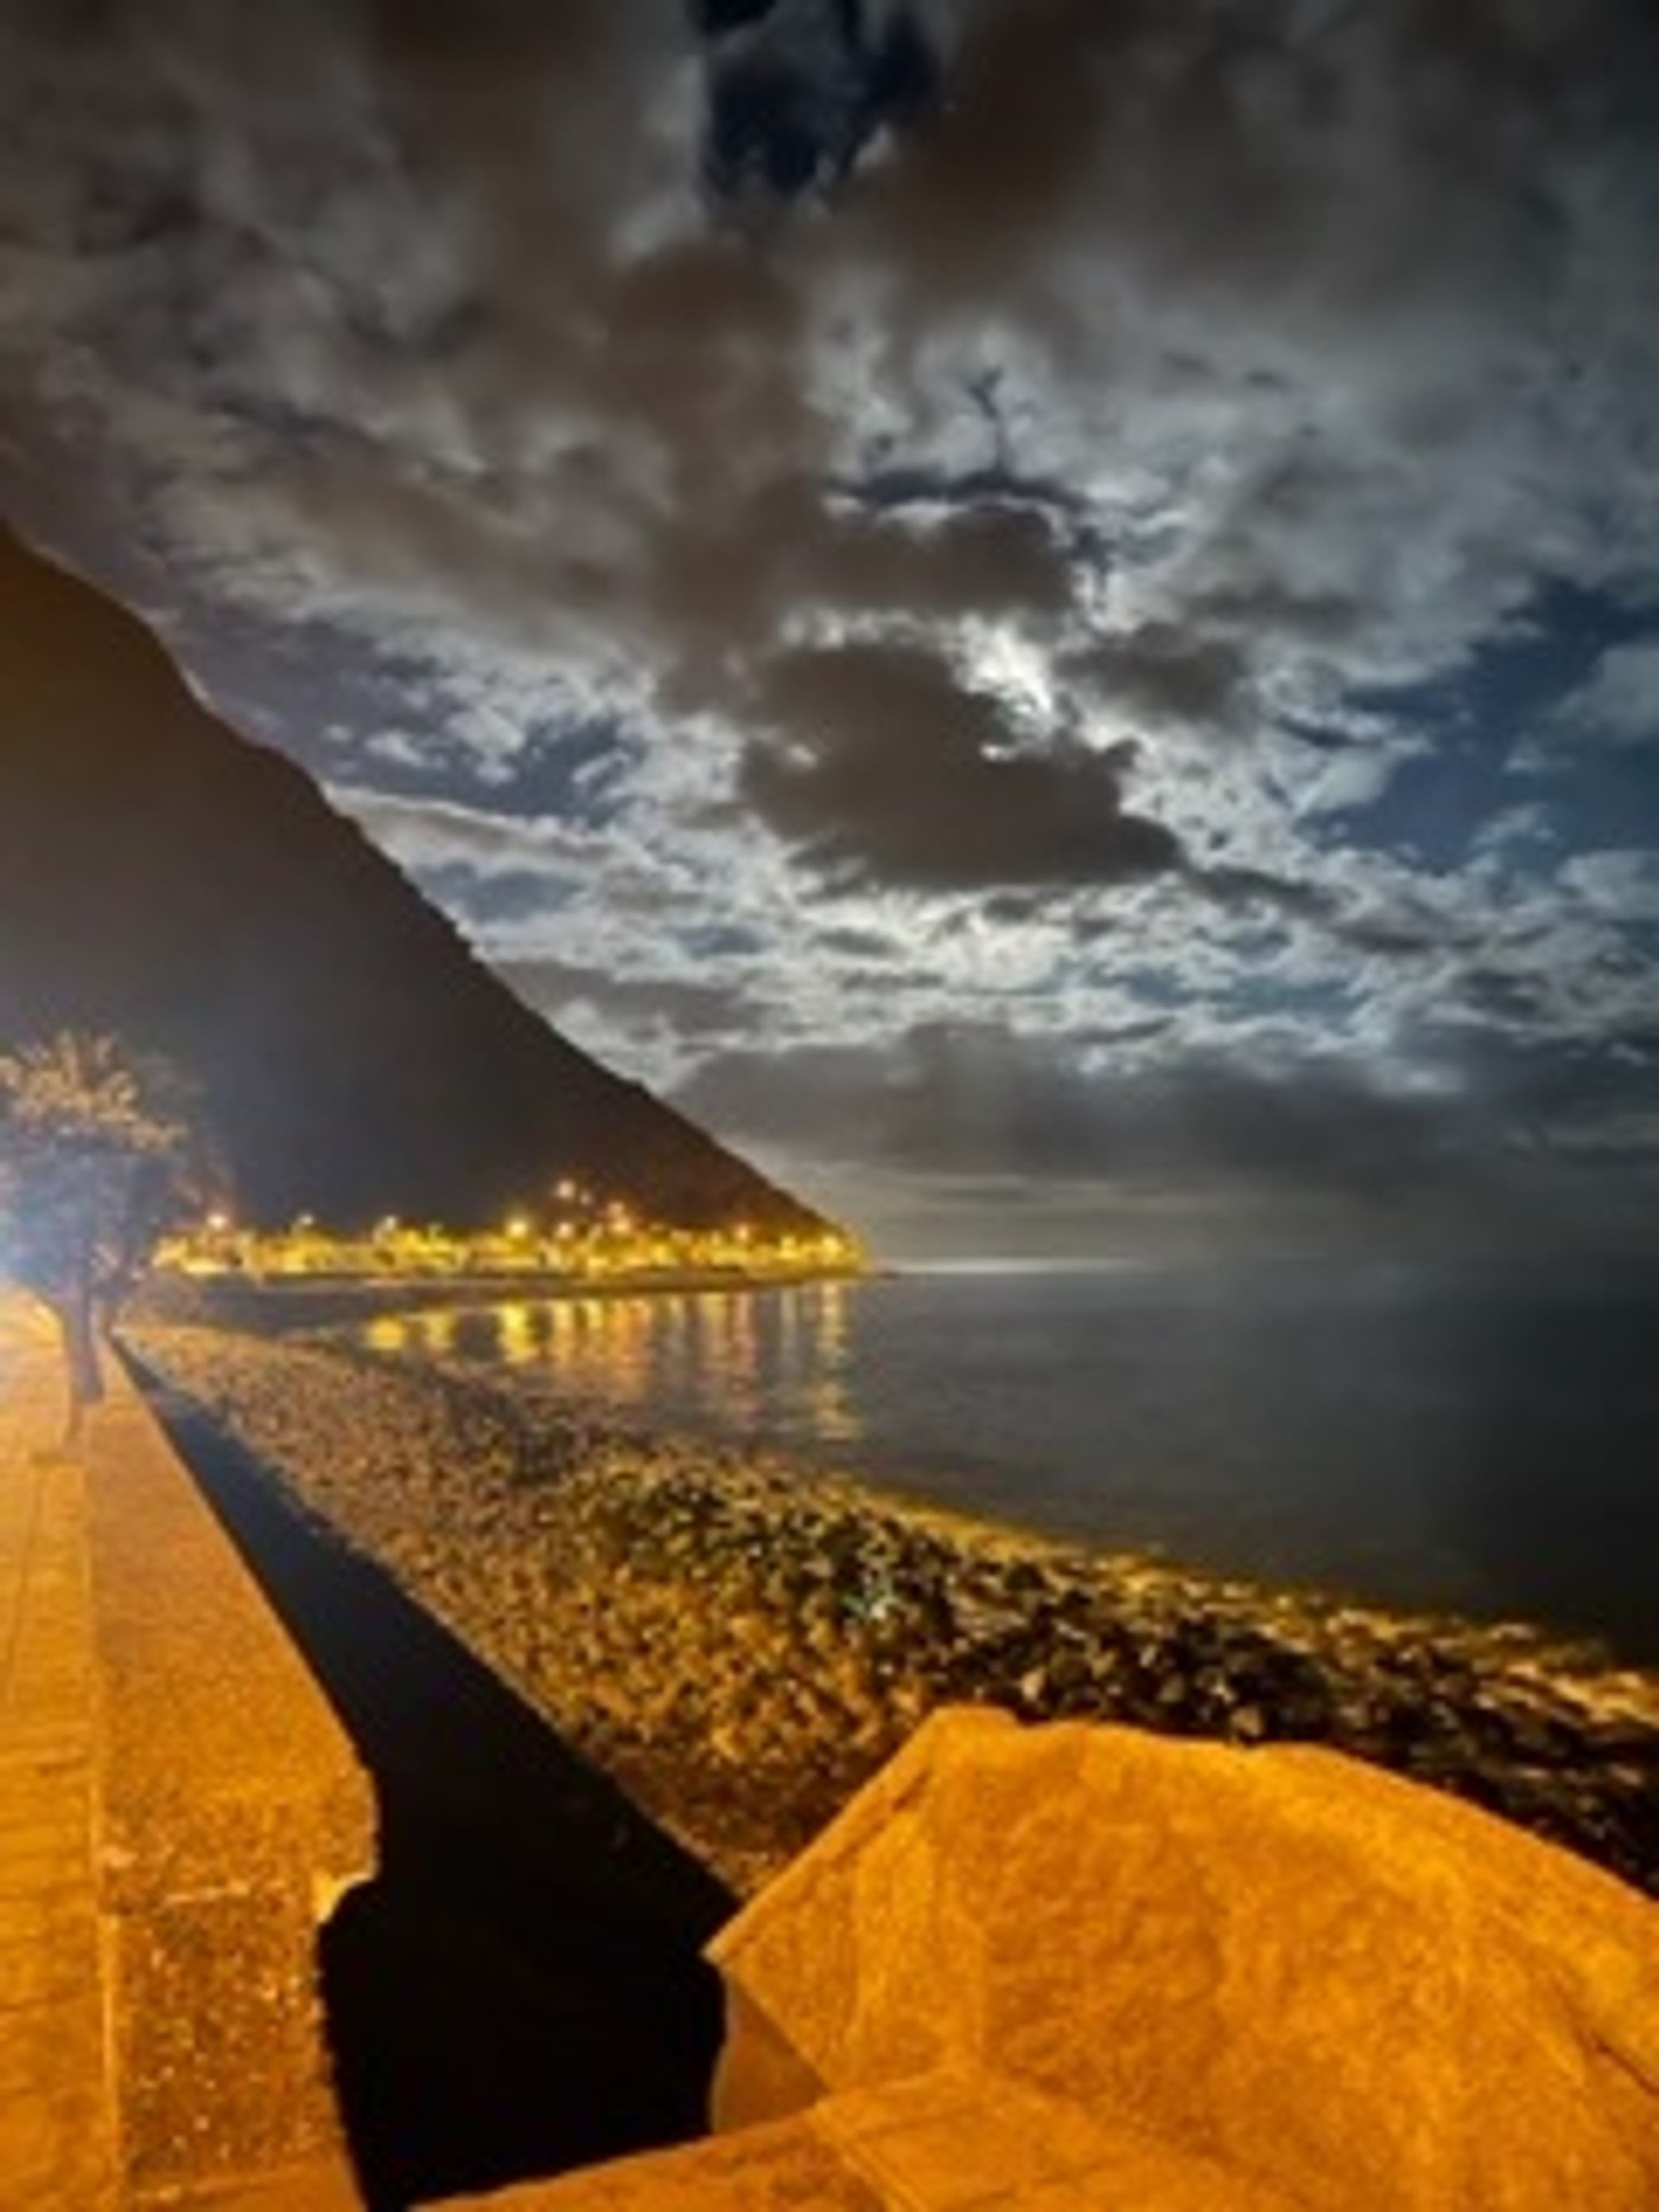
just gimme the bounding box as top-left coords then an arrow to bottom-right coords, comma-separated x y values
709,1707 -> 1659,2210
439,2070 -> 1292,2209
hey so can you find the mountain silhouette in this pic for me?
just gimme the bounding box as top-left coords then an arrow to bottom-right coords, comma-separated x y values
0,524 -> 824,1234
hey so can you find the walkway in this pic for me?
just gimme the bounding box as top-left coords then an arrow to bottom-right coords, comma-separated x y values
0,1295 -> 118,2210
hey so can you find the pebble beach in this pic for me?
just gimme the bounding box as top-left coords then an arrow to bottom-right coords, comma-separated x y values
128,1324 -> 1659,1900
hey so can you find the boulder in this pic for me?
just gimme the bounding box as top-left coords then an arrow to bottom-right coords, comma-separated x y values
709,1706 -> 1659,2210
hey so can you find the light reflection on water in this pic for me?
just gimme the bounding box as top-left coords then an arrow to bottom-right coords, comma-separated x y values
363,1282 -> 864,1447
346,1259 -> 1659,1662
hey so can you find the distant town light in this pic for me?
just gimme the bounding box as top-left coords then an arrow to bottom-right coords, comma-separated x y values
157,1203 -> 867,1286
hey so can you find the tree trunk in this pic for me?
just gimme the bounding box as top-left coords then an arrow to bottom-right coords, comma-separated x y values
55,1289 -> 105,1440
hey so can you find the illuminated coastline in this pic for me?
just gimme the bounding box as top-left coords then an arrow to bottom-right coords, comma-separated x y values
156,1192 -> 866,1290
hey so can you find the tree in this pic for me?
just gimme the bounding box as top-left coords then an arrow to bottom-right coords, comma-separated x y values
0,1031 -> 206,1427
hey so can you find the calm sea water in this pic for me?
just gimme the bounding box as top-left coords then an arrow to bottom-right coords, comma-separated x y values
357,1255 -> 1659,1663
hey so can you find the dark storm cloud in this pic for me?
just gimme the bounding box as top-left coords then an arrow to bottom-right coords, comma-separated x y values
800,496 -> 1074,622
676,1020 -> 1454,1192
675,1017 -> 1659,1228
841,0 -> 1659,322
1065,624 -> 1252,733
738,639 -> 1183,891
650,477 -> 1078,694
1425,1020 -> 1659,1158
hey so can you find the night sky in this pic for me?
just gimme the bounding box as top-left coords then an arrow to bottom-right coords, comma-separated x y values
2,1 -> 1656,1258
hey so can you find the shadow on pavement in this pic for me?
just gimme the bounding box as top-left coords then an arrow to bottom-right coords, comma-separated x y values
136,1375 -> 734,2212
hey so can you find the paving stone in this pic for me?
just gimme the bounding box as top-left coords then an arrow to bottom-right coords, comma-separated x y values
0,2091 -> 61,2180
0,1935 -> 91,2010
0,1294 -> 120,2209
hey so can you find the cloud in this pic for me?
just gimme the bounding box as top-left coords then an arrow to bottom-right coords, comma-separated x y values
10,0 -> 1658,768
678,1018 -> 1435,1179
1553,640 -> 1659,747
2,0 -> 1657,1249
496,953 -> 758,1043
738,637 -> 1184,890
11,0 -> 1656,713
674,1014 -> 1659,1241
1065,623 -> 1252,734
324,783 -> 601,879
1559,849 -> 1659,922
697,0 -> 941,197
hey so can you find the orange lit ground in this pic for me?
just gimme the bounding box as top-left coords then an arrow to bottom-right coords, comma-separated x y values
0,1295 -> 118,2209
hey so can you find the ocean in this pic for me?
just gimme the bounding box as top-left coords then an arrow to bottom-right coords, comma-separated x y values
358,1254 -> 1659,1665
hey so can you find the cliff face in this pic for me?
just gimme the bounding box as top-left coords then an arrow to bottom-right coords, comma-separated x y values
0,524 -> 823,1233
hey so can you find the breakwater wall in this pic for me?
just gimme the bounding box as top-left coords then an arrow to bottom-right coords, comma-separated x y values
129,1325 -> 1659,1901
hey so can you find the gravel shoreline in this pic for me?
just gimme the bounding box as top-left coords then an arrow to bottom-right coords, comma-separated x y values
129,1325 -> 1659,1899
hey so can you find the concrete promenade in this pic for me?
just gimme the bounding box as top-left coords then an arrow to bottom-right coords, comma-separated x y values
0,1294 -> 374,2209
0,1294 -> 118,2209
